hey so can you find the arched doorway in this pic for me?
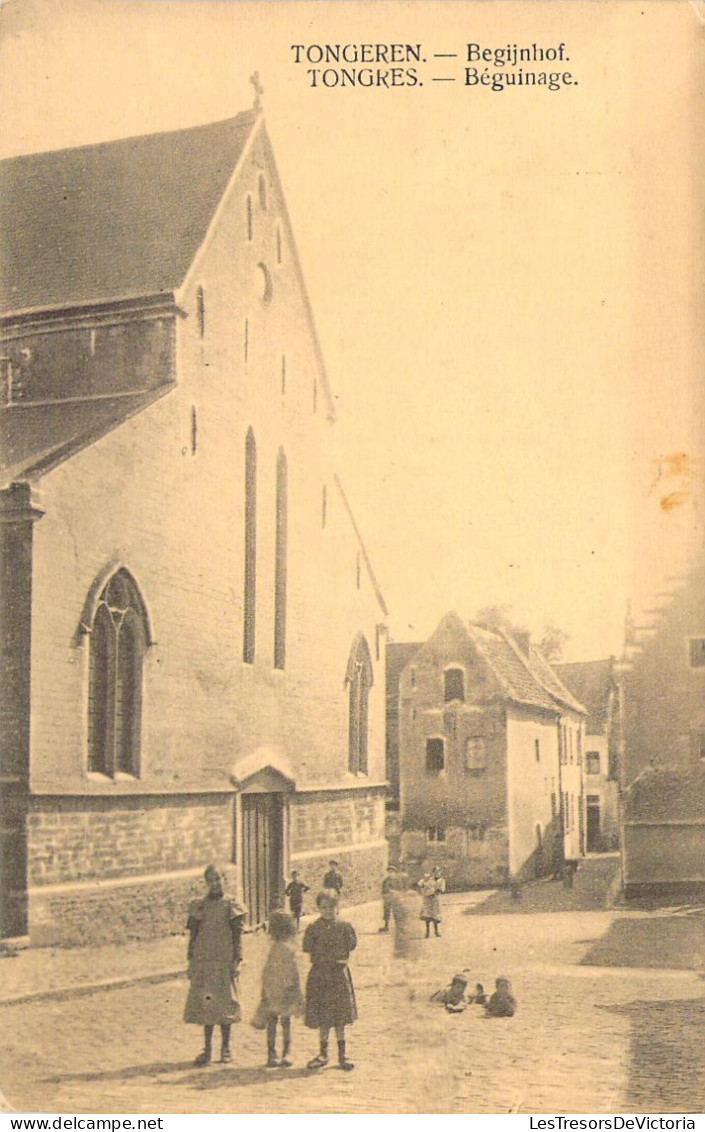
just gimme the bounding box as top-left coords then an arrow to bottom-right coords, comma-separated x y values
231,753 -> 295,929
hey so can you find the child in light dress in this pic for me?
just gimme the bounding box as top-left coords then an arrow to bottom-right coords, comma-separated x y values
251,910 -> 304,1067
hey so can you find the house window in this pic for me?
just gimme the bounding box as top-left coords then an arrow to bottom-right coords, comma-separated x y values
87,569 -> 148,777
467,824 -> 486,842
347,634 -> 373,774
689,638 -> 705,667
535,738 -> 540,762
243,428 -> 257,664
586,751 -> 600,775
427,826 -> 446,843
464,736 -> 486,772
444,667 -> 465,703
426,738 -> 445,774
274,449 -> 288,669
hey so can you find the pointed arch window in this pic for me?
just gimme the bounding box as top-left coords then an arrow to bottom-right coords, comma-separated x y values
346,634 -> 373,774
274,449 -> 288,669
87,569 -> 149,777
243,428 -> 257,664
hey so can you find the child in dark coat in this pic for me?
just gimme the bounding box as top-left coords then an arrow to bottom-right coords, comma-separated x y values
184,863 -> 246,1066
303,889 -> 357,1071
284,871 -> 310,932
251,910 -> 304,1067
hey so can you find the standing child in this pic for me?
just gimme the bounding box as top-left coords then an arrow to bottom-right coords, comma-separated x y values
419,866 -> 446,938
251,910 -> 304,1068
322,859 -> 344,896
184,863 -> 246,1066
303,889 -> 357,1071
285,870 -> 310,932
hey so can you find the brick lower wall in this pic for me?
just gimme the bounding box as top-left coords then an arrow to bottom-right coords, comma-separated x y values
27,793 -> 233,887
289,844 -> 387,910
25,788 -> 388,945
29,870 -> 204,948
289,789 -> 387,907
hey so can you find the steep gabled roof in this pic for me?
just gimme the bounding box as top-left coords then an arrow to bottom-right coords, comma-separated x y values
463,622 -> 558,713
386,641 -> 422,696
527,646 -> 586,716
554,659 -> 614,731
0,114 -> 257,316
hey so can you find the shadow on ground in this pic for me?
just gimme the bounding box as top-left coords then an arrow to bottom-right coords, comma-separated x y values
597,997 -> 705,1112
466,857 -> 620,916
581,912 -> 705,970
45,1060 -> 315,1090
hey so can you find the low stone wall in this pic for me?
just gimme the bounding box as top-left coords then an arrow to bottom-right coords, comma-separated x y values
28,869 -> 204,948
27,793 -> 233,887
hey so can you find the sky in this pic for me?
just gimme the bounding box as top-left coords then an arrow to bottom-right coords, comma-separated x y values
1,0 -> 702,660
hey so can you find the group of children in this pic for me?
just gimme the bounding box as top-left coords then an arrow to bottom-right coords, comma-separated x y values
430,970 -> 517,1017
185,863 -> 357,1071
185,861 -> 516,1072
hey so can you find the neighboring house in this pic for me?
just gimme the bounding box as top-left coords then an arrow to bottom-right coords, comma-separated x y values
618,556 -> 705,895
0,108 -> 388,946
555,658 -> 621,851
396,612 -> 586,888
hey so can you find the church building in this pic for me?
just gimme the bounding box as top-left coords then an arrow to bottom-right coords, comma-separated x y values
0,104 -> 388,945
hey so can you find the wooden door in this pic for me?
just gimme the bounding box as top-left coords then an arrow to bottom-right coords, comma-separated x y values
241,793 -> 284,929
586,796 -> 600,852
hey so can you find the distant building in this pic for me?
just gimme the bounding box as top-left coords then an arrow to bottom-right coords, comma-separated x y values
618,556 -> 705,896
0,110 -> 388,945
555,658 -> 621,851
394,612 -> 585,888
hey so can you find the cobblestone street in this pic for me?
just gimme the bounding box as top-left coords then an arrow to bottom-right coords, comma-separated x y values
2,865 -> 704,1115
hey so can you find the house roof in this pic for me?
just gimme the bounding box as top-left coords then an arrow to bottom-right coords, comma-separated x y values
386,641 -> 422,694
622,764 -> 705,822
0,113 -> 257,316
1,386 -> 174,484
527,646 -> 586,716
554,659 -> 614,732
463,622 -> 558,713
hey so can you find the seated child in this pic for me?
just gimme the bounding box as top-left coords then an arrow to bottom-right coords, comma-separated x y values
484,976 -> 516,1017
429,971 -> 469,1008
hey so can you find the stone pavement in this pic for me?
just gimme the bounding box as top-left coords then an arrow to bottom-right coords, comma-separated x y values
1,865 -> 704,1115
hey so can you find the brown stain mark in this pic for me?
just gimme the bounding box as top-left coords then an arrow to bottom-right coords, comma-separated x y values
659,490 -> 691,513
